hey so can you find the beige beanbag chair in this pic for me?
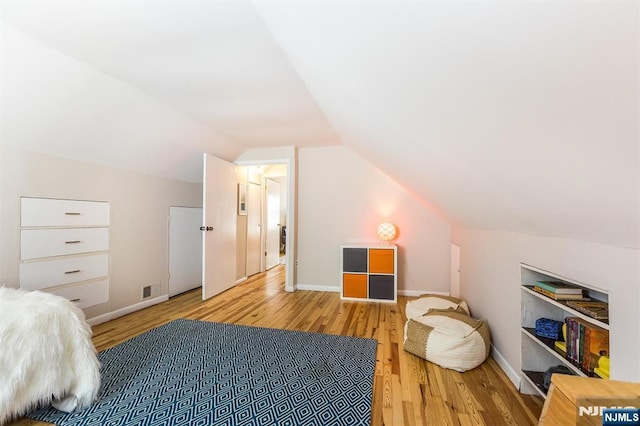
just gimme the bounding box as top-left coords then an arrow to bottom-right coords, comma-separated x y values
405,295 -> 470,319
403,297 -> 490,372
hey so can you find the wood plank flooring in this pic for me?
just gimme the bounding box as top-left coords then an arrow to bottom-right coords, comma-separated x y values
10,265 -> 543,425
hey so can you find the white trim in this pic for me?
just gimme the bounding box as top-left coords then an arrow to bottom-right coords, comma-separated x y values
86,295 -> 169,326
397,290 -> 451,297
235,159 -> 288,166
235,277 -> 248,285
296,284 -> 340,293
491,344 -> 520,389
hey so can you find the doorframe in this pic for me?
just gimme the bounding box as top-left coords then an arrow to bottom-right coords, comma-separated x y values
235,157 -> 295,292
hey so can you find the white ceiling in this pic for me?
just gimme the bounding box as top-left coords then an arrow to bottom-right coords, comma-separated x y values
1,0 -> 638,248
0,0 -> 341,181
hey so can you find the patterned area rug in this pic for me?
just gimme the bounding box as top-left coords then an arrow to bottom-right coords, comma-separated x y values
27,319 -> 377,426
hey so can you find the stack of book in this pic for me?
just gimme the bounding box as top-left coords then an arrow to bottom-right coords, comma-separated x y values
533,281 -> 588,301
564,316 -> 609,376
565,300 -> 609,321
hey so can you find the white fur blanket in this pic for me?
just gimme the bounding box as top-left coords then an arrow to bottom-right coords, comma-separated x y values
0,286 -> 101,424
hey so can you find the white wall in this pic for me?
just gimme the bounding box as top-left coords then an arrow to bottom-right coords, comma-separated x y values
0,145 -> 202,319
453,228 -> 640,383
297,146 -> 450,293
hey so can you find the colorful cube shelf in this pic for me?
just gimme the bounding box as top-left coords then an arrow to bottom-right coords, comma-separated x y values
341,244 -> 397,303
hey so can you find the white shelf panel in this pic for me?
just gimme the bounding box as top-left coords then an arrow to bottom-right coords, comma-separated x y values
521,286 -> 609,330
521,328 -> 585,377
520,371 -> 547,398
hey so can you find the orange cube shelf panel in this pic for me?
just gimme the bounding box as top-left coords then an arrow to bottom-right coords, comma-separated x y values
369,249 -> 395,274
343,274 -> 368,298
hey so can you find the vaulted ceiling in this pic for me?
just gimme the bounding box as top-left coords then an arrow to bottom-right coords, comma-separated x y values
1,0 -> 638,248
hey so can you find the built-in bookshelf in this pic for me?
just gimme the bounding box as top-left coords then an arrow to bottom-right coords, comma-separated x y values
520,264 -> 609,398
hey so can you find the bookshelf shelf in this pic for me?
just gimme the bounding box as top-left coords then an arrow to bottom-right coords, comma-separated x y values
521,328 -> 586,377
521,286 -> 609,329
521,370 -> 547,398
520,264 -> 609,398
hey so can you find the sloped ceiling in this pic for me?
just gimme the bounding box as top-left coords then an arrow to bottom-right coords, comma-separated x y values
1,1 -> 638,248
0,0 -> 341,181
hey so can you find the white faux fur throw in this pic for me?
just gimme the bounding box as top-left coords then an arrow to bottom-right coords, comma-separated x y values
0,286 -> 101,425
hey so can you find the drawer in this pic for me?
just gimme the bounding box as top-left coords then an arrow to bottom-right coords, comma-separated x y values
21,228 -> 109,260
343,273 -> 367,298
343,248 -> 368,273
369,249 -> 395,274
21,197 -> 109,227
48,279 -> 109,309
20,253 -> 109,291
369,275 -> 395,300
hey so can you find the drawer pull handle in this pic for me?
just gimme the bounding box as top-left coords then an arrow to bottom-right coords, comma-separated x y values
64,270 -> 81,274
65,240 -> 81,244
70,298 -> 81,302
65,212 -> 81,215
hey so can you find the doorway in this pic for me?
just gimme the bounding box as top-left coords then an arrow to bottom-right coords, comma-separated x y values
238,162 -> 290,284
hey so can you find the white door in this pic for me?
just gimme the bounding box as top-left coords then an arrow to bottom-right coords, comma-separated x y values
169,207 -> 203,297
265,178 -> 280,270
202,153 -> 237,300
246,182 -> 261,276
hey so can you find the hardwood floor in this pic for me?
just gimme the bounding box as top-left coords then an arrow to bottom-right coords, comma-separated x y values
10,265 -> 543,425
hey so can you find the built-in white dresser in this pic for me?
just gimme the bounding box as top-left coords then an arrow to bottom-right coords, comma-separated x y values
20,197 -> 110,310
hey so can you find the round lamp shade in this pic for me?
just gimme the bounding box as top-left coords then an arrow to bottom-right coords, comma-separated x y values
377,222 -> 397,242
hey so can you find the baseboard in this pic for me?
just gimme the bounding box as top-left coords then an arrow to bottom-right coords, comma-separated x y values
236,277 -> 248,284
491,344 -> 520,389
397,289 -> 451,297
296,284 -> 340,292
86,295 -> 169,326
293,287 -> 450,297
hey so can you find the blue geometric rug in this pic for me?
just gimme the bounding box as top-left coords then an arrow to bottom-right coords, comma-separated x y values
27,319 -> 377,426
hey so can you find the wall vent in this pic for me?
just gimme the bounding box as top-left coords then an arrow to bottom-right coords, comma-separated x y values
142,281 -> 161,299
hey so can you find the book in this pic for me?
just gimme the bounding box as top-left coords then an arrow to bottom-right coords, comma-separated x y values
583,323 -> 591,372
565,317 -> 576,362
572,319 -> 580,363
578,322 -> 585,365
587,327 -> 609,373
572,318 -> 609,374
536,280 -> 584,295
533,286 -> 589,301
565,301 -> 609,320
